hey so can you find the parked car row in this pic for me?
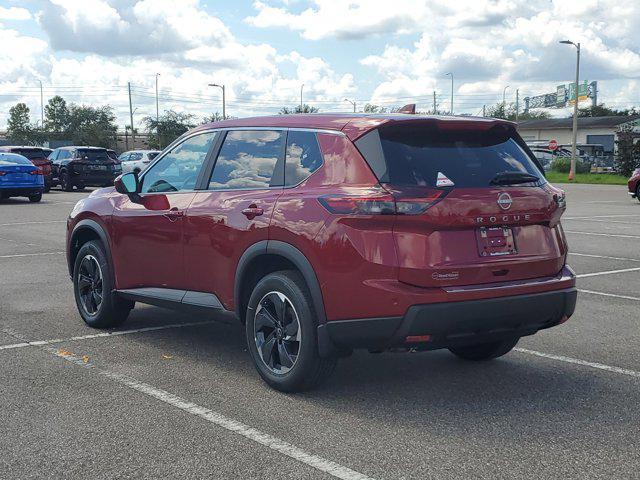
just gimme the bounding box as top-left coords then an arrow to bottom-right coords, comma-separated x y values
0,146 -> 160,201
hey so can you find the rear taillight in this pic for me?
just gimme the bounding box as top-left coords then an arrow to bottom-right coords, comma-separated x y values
0,172 -> 6,176
318,189 -> 446,215
29,169 -> 42,175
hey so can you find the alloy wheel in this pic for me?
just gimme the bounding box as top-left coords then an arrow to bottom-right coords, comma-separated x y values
253,291 -> 301,374
77,254 -> 104,315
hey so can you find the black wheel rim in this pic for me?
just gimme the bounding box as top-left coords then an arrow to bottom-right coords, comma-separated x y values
77,254 -> 103,316
254,291 -> 301,375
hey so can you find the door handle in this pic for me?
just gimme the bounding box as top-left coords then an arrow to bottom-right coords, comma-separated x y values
241,205 -> 264,220
163,207 -> 184,222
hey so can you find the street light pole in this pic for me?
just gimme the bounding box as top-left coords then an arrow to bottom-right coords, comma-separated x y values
502,85 -> 510,116
37,80 -> 44,126
560,40 -> 581,181
300,84 -> 304,112
155,73 -> 160,149
344,98 -> 356,113
445,73 -> 453,114
208,84 -> 226,119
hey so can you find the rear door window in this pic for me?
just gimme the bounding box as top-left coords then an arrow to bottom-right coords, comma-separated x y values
208,130 -> 284,190
357,124 -> 544,188
284,130 -> 323,186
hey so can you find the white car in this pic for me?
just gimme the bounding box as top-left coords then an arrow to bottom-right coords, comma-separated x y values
118,150 -> 161,173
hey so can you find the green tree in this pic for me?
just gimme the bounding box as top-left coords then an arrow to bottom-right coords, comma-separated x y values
615,124 -> 640,176
578,104 -> 638,117
44,95 -> 70,134
363,103 -> 389,114
203,112 -> 234,123
279,104 -> 319,114
143,110 -> 196,149
66,104 -> 118,148
7,103 -> 33,144
485,102 -> 550,121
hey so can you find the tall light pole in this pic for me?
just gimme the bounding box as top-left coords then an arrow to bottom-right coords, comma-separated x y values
560,39 -> 581,181
300,84 -> 304,112
37,80 -> 44,126
502,85 -> 510,118
344,98 -> 356,113
445,72 -> 453,114
155,73 -> 160,149
208,83 -> 226,119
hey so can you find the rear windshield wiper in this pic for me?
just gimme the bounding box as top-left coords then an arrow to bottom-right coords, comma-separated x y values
489,171 -> 540,186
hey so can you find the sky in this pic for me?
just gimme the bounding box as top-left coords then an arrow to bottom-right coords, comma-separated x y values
1,0 -> 639,130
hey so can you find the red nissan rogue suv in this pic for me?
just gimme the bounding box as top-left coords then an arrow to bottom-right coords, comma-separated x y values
66,113 -> 576,391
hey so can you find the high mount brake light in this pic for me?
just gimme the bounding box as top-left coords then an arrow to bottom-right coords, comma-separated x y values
318,190 -> 446,215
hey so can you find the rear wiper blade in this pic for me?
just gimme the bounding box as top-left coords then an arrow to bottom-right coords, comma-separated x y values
489,171 -> 540,186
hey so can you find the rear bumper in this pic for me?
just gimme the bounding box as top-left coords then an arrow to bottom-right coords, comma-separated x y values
319,284 -> 577,355
0,186 -> 44,197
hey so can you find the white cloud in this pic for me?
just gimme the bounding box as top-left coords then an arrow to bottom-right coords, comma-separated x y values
0,6 -> 31,20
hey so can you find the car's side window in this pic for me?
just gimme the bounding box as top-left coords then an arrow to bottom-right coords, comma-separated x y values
140,132 -> 217,194
284,130 -> 323,186
208,130 -> 284,190
118,153 -> 131,162
130,152 -> 143,161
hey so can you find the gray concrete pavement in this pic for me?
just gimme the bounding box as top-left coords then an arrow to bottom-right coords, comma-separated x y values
1,183 -> 639,479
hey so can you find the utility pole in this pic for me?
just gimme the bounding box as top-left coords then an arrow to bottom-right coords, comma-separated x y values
208,83 -> 226,119
37,80 -> 44,126
128,82 -> 135,148
445,73 -> 453,114
482,105 -> 486,117
344,99 -> 356,112
515,89 -> 519,122
433,91 -> 437,114
155,73 -> 160,149
502,85 -> 510,115
300,84 -> 304,112
560,40 -> 581,181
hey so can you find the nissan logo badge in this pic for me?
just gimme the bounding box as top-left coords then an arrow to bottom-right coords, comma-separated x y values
497,192 -> 512,210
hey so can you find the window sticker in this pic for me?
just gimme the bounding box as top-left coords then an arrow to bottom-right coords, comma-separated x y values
436,172 -> 454,187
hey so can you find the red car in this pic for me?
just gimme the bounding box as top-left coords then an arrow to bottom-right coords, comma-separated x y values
629,168 -> 640,201
66,113 -> 576,391
0,146 -> 53,192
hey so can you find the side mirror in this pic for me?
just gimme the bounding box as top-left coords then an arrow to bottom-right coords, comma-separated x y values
114,172 -> 140,197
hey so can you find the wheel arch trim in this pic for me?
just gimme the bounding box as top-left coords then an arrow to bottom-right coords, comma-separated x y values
234,240 -> 327,325
68,219 -> 113,278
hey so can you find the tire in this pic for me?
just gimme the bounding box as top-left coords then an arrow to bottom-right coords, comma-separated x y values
449,337 -> 519,361
60,171 -> 74,192
28,193 -> 42,203
636,185 -> 640,203
76,184 -> 86,191
73,240 -> 133,328
245,270 -> 337,392
44,184 -> 51,193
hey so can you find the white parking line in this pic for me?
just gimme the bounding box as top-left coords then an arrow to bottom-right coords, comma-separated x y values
564,218 -> 640,225
578,289 -> 640,302
515,348 -> 640,379
569,252 -> 640,263
564,230 -> 640,239
576,267 -> 640,278
16,335 -> 374,480
0,251 -> 64,259
0,220 -> 66,226
0,320 -> 218,351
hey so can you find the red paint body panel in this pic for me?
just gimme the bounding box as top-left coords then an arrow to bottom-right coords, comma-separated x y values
628,171 -> 640,196
184,188 -> 282,309
111,192 -> 195,289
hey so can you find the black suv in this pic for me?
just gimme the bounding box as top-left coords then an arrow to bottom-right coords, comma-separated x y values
49,147 -> 122,191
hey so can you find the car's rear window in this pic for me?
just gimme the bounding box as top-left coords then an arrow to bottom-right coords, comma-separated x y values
77,149 -> 110,161
0,154 -> 33,165
12,148 -> 47,160
357,123 -> 544,188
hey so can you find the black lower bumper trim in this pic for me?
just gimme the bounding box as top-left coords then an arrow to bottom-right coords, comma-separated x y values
320,288 -> 577,354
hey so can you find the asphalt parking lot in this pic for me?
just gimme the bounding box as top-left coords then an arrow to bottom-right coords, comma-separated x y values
1,184 -> 639,479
